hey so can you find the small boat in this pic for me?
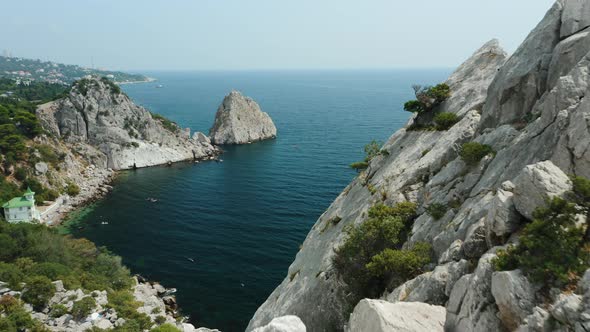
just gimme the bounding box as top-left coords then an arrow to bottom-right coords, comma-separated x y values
186,257 -> 195,263
101,221 -> 109,225
240,283 -> 245,287
156,84 -> 164,88
146,197 -> 158,203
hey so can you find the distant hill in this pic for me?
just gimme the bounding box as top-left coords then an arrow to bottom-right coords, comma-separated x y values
0,56 -> 151,85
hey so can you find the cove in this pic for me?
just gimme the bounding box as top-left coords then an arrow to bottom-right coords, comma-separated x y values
69,69 -> 450,331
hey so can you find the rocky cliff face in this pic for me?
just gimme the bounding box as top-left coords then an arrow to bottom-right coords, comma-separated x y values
209,91 -> 277,145
248,1 -> 590,331
37,78 -> 218,170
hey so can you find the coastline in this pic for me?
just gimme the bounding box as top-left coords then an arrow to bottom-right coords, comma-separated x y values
116,77 -> 157,85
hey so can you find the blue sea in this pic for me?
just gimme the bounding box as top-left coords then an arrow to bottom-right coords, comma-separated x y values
71,69 -> 450,331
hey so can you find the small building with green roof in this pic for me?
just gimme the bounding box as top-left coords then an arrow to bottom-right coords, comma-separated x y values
2,187 -> 41,223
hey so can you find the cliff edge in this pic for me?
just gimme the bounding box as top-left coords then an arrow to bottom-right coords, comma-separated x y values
248,0 -> 590,331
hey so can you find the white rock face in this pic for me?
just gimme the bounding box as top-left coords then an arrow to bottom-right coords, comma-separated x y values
36,78 -> 218,170
347,300 -> 445,332
491,270 -> 535,330
512,161 -> 572,220
252,316 -> 306,332
209,91 -> 277,145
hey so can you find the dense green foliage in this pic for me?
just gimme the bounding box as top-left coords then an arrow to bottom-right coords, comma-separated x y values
71,296 -> 96,320
21,276 -> 55,310
333,202 -> 431,301
426,203 -> 448,220
66,182 -> 80,196
151,113 -> 179,133
403,84 -> 450,113
150,324 -> 182,332
493,197 -> 588,289
350,140 -> 387,171
433,112 -> 459,130
459,142 -> 494,166
0,78 -> 67,102
0,294 -> 48,331
0,221 -> 133,294
106,290 -> 153,330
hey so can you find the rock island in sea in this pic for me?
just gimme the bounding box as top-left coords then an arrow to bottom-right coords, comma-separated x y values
209,90 -> 277,145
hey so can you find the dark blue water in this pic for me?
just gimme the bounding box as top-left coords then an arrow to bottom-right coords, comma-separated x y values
71,70 -> 450,331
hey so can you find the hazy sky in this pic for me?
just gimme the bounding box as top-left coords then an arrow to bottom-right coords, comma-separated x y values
2,0 -> 555,71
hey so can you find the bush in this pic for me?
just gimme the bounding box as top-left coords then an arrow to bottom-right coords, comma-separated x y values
154,315 -> 167,324
366,242 -> 432,288
151,323 -> 182,332
50,304 -> 68,318
332,202 -> 419,300
433,112 -> 459,130
493,197 -> 588,288
426,203 -> 448,220
14,168 -> 27,181
66,182 -> 80,196
71,297 -> 96,320
403,83 -> 451,114
350,140 -> 386,172
459,142 -> 494,166
349,161 -> 368,171
21,276 -> 55,309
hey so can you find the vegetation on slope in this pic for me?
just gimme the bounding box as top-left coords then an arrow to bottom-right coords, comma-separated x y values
350,140 -> 388,172
494,176 -> 590,290
332,202 -> 431,304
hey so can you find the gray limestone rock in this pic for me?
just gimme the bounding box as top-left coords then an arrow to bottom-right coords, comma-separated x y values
491,270 -> 535,330
36,77 -> 217,170
251,316 -> 306,332
513,161 -> 572,220
209,91 -> 277,145
347,300 -> 445,332
561,0 -> 590,38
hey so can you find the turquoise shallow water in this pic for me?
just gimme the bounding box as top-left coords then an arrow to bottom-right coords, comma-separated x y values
71,69 -> 450,331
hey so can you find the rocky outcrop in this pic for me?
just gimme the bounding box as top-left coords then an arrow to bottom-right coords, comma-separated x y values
512,161 -> 572,220
37,77 -> 218,170
347,300 -> 446,332
252,316 -> 306,332
209,91 -> 277,145
0,277 -> 207,332
248,1 -> 590,331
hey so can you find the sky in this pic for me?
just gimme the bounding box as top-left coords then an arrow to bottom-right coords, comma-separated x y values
2,0 -> 556,71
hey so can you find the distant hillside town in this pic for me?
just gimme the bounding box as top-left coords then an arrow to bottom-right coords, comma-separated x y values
0,52 -> 151,85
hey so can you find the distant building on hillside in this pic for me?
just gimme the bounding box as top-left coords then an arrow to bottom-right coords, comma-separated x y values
2,188 -> 41,223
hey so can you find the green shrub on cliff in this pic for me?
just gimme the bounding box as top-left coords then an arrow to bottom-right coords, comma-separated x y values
459,142 -> 494,166
71,297 -> 96,320
350,140 -> 387,172
493,197 -> 589,289
433,112 -> 459,130
403,83 -> 450,114
332,202 -> 428,301
21,276 -> 55,309
150,323 -> 182,332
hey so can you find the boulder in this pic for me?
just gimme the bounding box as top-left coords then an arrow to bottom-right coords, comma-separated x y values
491,270 -> 535,330
251,315 -> 306,332
209,91 -> 277,145
347,300 -> 445,332
193,132 -> 211,144
485,188 -> 521,245
512,161 -> 572,220
35,162 -> 49,175
549,293 -> 582,326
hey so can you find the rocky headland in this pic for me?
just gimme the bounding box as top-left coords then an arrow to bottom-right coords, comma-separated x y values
209,90 -> 277,145
37,77 -> 219,170
247,0 -> 590,331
